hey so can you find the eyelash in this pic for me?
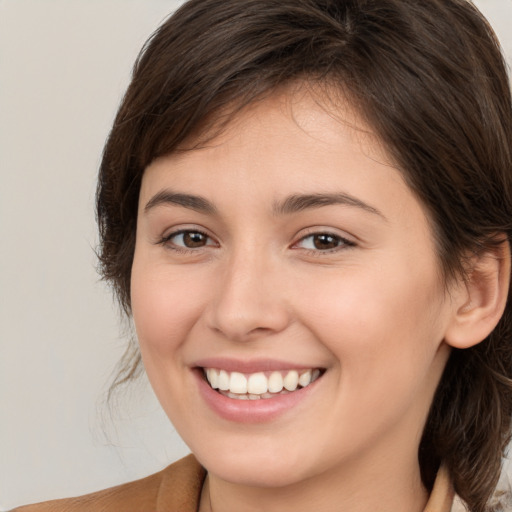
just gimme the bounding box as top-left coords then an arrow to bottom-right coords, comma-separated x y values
157,229 -> 356,255
293,232 -> 356,254
157,229 -> 217,254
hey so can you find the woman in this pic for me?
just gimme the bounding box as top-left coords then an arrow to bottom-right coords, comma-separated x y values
15,0 -> 512,511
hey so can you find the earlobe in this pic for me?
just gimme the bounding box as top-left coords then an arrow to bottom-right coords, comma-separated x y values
444,240 -> 511,349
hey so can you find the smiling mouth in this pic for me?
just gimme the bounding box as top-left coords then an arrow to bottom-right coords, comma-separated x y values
202,368 -> 324,400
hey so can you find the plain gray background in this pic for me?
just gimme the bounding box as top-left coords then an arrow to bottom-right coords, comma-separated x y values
1,1 -> 511,509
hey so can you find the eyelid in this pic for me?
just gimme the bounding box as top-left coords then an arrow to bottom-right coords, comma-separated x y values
291,228 -> 356,252
157,226 -> 219,251
155,225 -> 355,254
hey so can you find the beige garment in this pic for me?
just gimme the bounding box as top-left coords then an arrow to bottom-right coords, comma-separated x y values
13,455 -> 454,512
12,455 -> 205,512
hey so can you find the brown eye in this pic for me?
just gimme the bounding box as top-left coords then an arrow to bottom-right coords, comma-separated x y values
311,234 -> 340,250
163,230 -> 214,250
295,232 -> 354,252
182,231 -> 208,248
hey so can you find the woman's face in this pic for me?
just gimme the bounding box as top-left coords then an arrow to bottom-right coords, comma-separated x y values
131,89 -> 455,488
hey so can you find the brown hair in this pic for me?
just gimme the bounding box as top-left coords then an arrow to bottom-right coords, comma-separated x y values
96,1 -> 512,510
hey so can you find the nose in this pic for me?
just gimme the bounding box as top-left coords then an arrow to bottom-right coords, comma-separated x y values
205,250 -> 291,342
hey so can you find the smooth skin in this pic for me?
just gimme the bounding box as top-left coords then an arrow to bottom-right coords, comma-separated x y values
131,86 -> 509,512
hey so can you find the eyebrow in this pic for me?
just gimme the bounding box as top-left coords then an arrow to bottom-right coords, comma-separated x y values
144,189 -> 385,220
144,190 -> 218,215
273,193 -> 386,219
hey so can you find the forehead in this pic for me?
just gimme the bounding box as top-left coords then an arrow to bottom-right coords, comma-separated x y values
180,83 -> 393,164
141,86 -> 404,205
140,87 -> 436,249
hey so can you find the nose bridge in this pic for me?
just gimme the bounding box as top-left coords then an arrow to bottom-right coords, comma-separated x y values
207,244 -> 290,341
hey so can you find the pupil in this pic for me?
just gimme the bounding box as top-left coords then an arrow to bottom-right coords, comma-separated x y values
313,234 -> 338,250
184,232 -> 206,247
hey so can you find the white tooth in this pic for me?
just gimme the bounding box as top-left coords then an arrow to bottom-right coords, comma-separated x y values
229,372 -> 248,394
248,394 -> 261,400
247,372 -> 268,394
261,392 -> 273,399
218,370 -> 230,390
299,370 -> 312,387
226,391 -> 249,400
268,371 -> 284,393
283,370 -> 299,391
207,368 -> 219,389
312,369 -> 321,382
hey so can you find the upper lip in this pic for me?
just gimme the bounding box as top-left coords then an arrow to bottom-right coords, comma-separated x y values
193,357 -> 324,374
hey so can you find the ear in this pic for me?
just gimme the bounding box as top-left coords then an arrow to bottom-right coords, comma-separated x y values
444,240 -> 511,349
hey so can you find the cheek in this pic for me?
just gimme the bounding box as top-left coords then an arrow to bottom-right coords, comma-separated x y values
299,269 -> 448,448
130,260 -> 205,359
298,261 -> 447,388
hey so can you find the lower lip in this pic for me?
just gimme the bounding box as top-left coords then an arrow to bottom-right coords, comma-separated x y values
194,369 -> 321,423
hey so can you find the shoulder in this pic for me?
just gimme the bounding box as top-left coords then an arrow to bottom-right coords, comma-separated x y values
12,454 -> 205,512
11,471 -> 163,512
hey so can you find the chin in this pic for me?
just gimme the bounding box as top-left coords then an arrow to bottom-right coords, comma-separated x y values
190,436 -> 323,488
